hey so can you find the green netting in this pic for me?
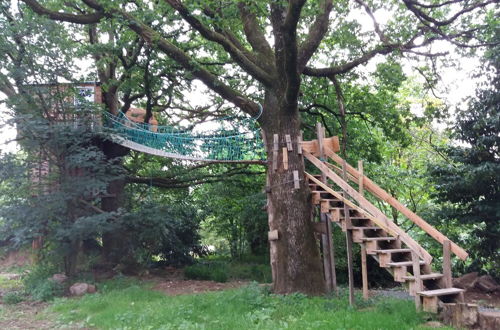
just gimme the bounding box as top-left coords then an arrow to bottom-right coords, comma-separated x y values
103,112 -> 265,161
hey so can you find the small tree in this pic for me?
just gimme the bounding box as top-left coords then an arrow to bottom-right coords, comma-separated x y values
428,46 -> 499,278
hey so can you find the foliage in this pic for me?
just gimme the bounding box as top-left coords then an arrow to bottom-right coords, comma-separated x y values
116,201 -> 202,269
428,47 -> 500,278
2,291 -> 25,304
22,264 -> 64,301
195,172 -> 267,258
51,280 -> 440,330
184,257 -> 272,283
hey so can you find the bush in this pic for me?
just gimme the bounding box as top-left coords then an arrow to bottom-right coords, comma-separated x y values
184,259 -> 272,283
3,291 -> 25,304
184,262 -> 229,283
22,265 -> 64,301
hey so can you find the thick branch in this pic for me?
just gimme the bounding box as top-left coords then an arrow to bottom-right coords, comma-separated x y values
164,0 -> 274,87
303,45 -> 395,77
238,3 -> 274,60
21,0 -> 103,24
298,0 -> 333,70
281,0 -> 307,109
22,0 -> 262,117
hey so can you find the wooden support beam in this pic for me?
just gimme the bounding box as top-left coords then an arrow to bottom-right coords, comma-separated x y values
297,132 -> 303,155
443,239 -> 452,288
324,146 -> 468,261
326,214 -> 337,294
343,159 -> 355,306
361,246 -> 369,300
412,251 -> 422,311
358,160 -> 368,300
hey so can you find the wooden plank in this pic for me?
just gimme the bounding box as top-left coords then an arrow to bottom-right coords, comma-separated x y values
282,147 -> 288,170
417,288 -> 464,297
312,222 -> 327,234
268,230 -> 279,241
443,239 -> 452,288
342,159 -> 355,306
358,160 -> 364,196
297,132 -> 303,154
326,213 -> 337,293
293,170 -> 300,189
285,134 -> 293,151
412,251 -> 422,310
323,146 -> 468,261
273,134 -> 279,172
361,245 -> 369,300
304,151 -> 433,264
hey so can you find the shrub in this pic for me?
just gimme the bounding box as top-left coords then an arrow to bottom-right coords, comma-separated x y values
22,265 -> 64,301
184,262 -> 228,282
3,291 -> 25,304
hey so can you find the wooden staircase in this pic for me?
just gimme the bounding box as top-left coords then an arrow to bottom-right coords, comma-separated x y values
300,135 -> 468,314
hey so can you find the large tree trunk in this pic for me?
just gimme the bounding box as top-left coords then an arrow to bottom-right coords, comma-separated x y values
100,140 -> 129,265
261,91 -> 325,295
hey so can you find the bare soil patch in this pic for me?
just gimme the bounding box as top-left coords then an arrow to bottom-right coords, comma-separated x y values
0,301 -> 57,330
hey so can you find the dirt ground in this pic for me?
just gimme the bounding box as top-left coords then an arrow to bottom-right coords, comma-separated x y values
0,301 -> 57,330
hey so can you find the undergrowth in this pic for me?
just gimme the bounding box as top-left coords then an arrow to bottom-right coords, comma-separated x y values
51,278 -> 448,329
184,258 -> 272,283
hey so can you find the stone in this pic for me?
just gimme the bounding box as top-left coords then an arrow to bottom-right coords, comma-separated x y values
478,310 -> 500,330
423,321 -> 444,328
69,283 -> 96,296
50,273 -> 68,284
474,275 -> 499,293
452,272 -> 478,290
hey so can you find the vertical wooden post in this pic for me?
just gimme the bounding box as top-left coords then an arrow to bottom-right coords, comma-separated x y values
412,251 -> 422,311
342,159 -> 355,306
315,123 -> 336,294
358,160 -> 368,300
443,239 -> 452,288
272,134 -> 279,172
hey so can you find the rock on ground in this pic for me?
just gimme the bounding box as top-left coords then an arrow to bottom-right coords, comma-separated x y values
69,283 -> 96,296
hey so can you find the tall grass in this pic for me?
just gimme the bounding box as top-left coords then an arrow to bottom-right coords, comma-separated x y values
51,279 -> 448,329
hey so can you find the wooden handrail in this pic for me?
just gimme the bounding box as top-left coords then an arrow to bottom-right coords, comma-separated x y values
304,152 -> 433,263
323,146 -> 468,261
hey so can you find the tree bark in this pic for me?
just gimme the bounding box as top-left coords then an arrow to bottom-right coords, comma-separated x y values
100,140 -> 128,264
261,90 -> 325,295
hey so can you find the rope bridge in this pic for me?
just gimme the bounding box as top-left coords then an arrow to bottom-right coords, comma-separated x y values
103,112 -> 266,162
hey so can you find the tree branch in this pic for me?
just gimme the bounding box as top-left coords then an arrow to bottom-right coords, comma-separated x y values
298,0 -> 333,70
164,0 -> 274,87
21,0 -> 103,24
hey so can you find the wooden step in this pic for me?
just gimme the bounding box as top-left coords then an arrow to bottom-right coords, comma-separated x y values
352,226 -> 380,230
373,249 -> 412,254
403,273 -> 444,281
386,260 -> 426,267
417,288 -> 464,297
361,237 -> 396,242
417,288 -> 465,313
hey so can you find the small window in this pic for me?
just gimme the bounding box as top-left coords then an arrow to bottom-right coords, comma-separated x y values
75,86 -> 95,108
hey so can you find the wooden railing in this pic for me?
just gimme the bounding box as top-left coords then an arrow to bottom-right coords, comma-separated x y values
305,142 -> 468,261
304,151 -> 433,263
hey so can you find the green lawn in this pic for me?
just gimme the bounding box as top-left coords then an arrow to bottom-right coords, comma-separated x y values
51,279 -> 448,330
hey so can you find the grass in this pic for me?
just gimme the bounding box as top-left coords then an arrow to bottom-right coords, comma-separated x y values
51,278 -> 449,329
